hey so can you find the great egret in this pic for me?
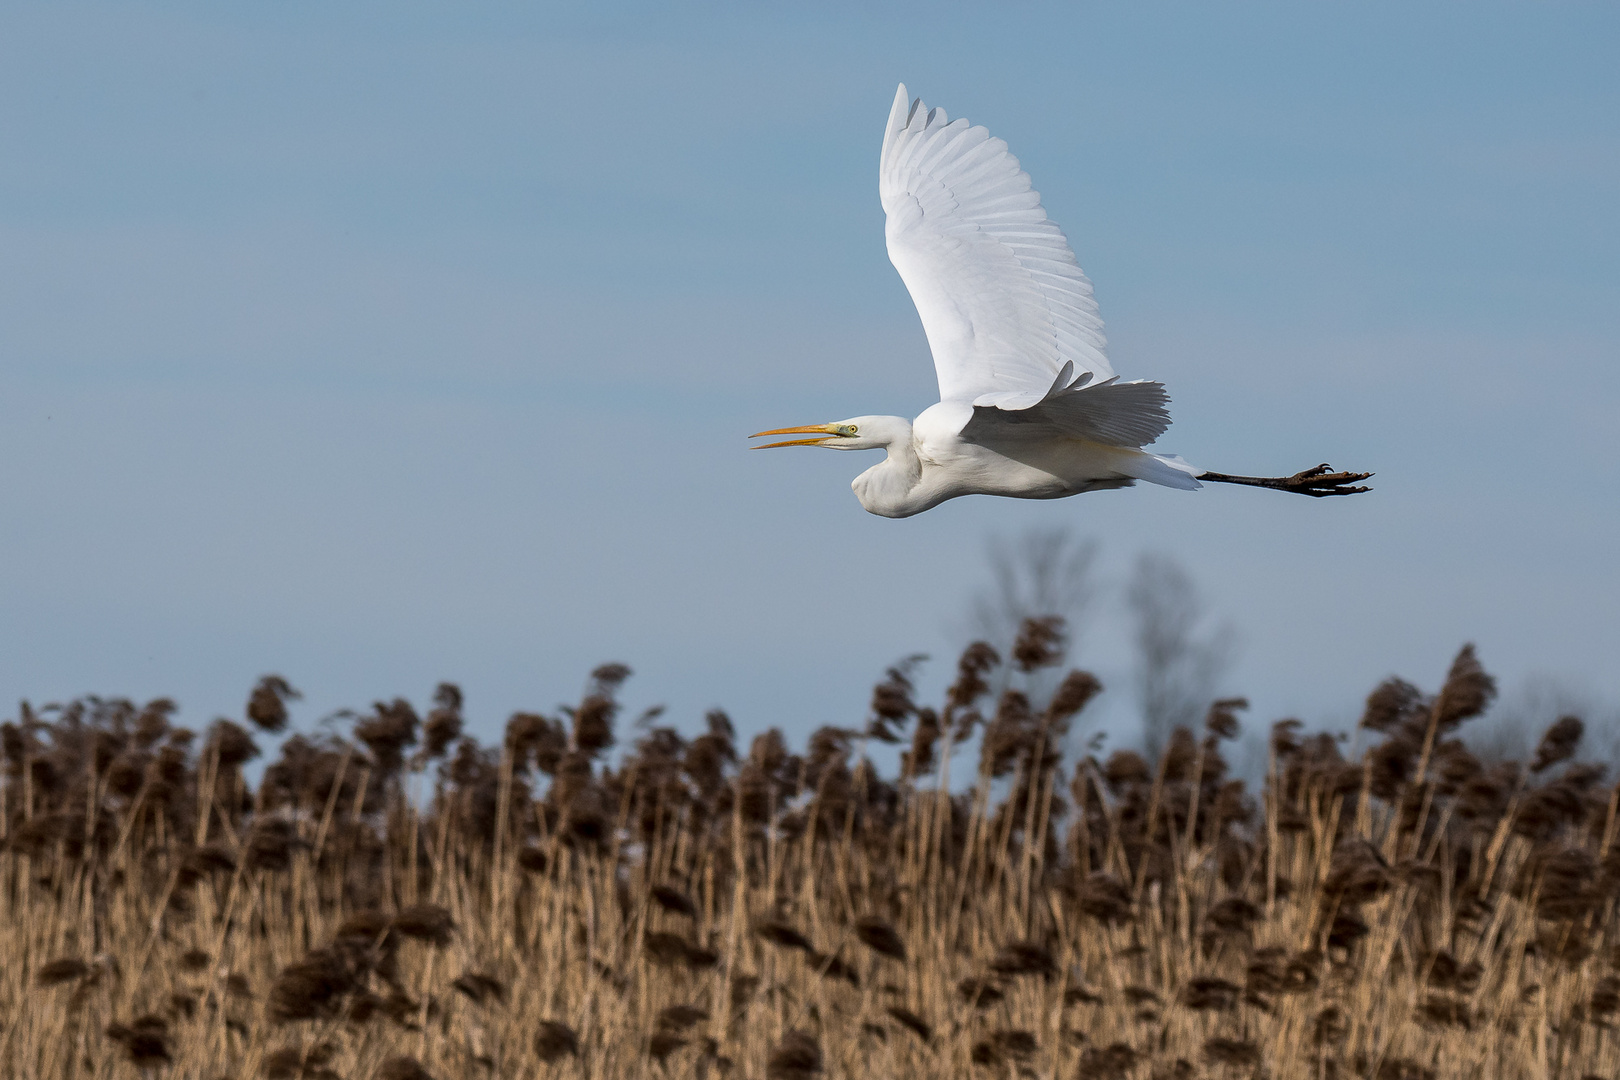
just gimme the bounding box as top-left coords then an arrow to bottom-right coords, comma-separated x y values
752,84 -> 1371,518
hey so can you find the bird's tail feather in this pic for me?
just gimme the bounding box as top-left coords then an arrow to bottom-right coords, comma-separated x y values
1124,452 -> 1203,491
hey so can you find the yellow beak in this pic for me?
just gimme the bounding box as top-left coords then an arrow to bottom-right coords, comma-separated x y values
749,423 -> 840,449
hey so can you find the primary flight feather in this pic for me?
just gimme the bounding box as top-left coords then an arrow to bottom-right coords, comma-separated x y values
752,84 -> 1370,517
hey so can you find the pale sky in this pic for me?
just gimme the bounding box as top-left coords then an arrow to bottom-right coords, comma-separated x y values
4,2 -> 1617,753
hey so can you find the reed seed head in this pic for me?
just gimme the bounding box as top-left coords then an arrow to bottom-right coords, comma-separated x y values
651,883 -> 697,917
1531,715 -> 1584,772
534,1021 -> 580,1063
885,1006 -> 932,1042
247,676 -> 301,734
450,971 -> 506,1006
390,904 -> 454,946
753,918 -> 813,952
37,957 -> 90,987
376,1055 -> 436,1080
766,1030 -> 822,1080
854,916 -> 906,962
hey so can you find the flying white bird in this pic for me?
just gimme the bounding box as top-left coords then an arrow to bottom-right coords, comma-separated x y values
751,84 -> 1371,518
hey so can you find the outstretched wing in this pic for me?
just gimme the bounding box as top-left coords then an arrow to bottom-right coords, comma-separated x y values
880,83 -> 1112,411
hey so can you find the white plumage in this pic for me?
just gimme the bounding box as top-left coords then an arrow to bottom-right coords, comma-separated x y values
753,84 -> 1370,516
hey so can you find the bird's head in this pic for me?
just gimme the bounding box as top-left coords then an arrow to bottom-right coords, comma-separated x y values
749,415 -> 908,451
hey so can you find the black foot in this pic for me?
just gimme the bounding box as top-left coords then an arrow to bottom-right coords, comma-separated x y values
1199,464 -> 1373,497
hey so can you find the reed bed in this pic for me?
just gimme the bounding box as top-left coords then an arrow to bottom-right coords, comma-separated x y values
3,625 -> 1618,1080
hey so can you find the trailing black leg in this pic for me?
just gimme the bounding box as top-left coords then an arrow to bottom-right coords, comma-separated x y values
1198,463 -> 1373,497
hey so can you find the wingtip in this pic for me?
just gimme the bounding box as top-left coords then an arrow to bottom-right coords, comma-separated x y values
885,83 -> 913,142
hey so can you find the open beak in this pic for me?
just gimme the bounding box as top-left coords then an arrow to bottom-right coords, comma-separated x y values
749,423 -> 841,449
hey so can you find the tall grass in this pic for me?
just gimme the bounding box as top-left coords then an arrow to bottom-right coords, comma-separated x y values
3,628 -> 1617,1079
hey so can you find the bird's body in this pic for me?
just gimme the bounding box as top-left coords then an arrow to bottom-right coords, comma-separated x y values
838,406 -> 1201,519
752,85 -> 1369,514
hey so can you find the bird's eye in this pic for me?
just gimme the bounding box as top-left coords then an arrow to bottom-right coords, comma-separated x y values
847,425 -> 858,435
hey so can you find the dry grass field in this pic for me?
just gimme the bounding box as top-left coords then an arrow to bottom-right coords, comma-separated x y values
3,624 -> 1617,1079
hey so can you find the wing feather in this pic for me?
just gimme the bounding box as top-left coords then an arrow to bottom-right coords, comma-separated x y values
881,83 -> 1115,413
960,379 -> 1173,449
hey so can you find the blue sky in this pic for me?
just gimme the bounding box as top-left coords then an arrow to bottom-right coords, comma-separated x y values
3,2 -> 1617,752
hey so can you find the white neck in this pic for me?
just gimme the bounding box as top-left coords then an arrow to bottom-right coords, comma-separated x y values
850,421 -> 928,518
